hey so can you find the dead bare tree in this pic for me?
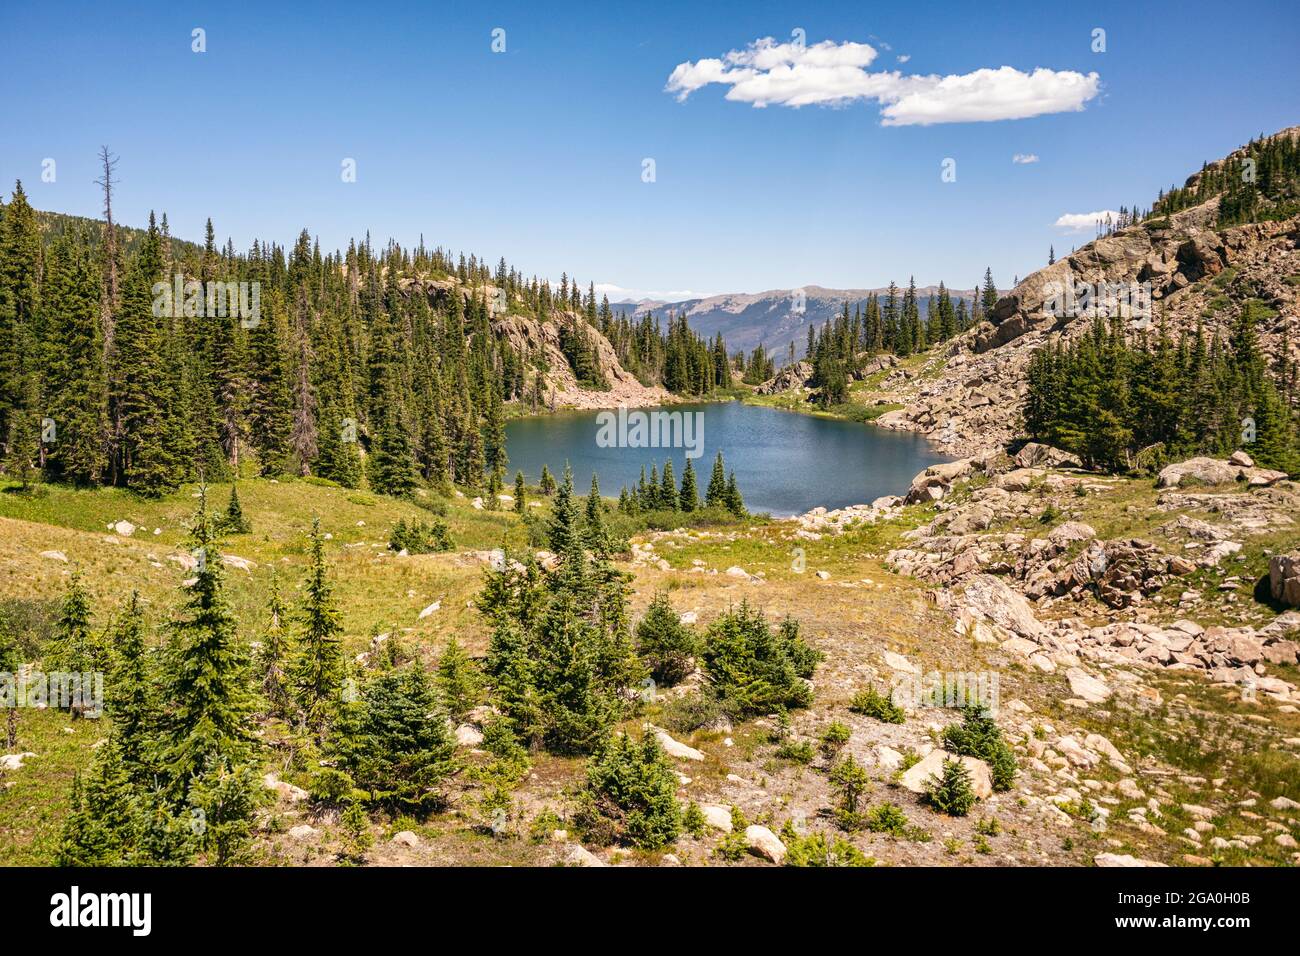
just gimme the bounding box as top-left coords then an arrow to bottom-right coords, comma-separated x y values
289,288 -> 318,474
94,146 -> 120,353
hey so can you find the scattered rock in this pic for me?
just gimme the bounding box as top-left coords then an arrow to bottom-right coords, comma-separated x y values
1094,853 -> 1168,867
263,772 -> 309,803
899,749 -> 993,799
455,724 -> 484,747
700,804 -> 732,832
654,729 -> 705,761
564,844 -> 606,866
0,752 -> 37,772
744,825 -> 787,864
1270,554 -> 1300,608
1066,667 -> 1112,703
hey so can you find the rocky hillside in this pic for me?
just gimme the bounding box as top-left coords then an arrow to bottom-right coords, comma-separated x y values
871,127 -> 1300,457
398,276 -> 671,410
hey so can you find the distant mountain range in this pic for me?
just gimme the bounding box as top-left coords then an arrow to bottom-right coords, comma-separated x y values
609,284 -> 979,357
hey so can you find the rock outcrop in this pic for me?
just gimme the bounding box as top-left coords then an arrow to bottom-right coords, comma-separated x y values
862,129 -> 1300,458
1271,554 -> 1300,608
755,361 -> 812,395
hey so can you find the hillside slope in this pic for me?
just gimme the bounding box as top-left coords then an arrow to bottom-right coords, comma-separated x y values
869,127 -> 1300,456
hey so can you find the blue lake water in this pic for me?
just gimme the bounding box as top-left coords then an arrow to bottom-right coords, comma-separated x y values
504,401 -> 952,517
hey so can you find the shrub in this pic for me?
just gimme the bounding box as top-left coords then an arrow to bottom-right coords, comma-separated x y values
849,686 -> 905,724
714,807 -> 750,861
700,601 -> 817,716
820,721 -> 851,760
388,517 -> 452,554
635,592 -> 699,686
782,828 -> 873,867
467,717 -> 531,788
864,802 -> 909,835
925,758 -> 976,817
682,801 -> 707,837
529,808 -> 564,843
575,732 -> 681,849
774,739 -> 815,764
337,799 -> 373,864
660,692 -> 727,734
310,766 -> 360,805
940,704 -> 1017,791
829,754 -> 870,830
330,665 -> 458,812
434,637 -> 482,722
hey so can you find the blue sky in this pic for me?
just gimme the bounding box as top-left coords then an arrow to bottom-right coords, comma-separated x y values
2,0 -> 1297,298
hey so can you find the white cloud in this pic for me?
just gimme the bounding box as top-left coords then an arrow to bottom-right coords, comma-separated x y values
593,282 -> 710,303
665,38 -> 1101,125
896,54 -> 911,63
1012,153 -> 1040,164
1053,210 -> 1120,232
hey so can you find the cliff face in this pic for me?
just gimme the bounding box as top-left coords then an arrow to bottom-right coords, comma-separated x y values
398,276 -> 670,410
872,130 -> 1300,457
491,311 -> 671,410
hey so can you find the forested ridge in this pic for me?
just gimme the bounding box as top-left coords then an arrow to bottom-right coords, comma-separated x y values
0,172 -> 730,500
1020,128 -> 1300,475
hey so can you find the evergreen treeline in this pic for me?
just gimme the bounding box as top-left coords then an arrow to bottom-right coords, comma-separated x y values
597,306 -> 730,396
1023,307 -> 1300,473
615,451 -> 747,518
801,274 -> 994,407
1149,131 -> 1300,228
0,178 -> 733,500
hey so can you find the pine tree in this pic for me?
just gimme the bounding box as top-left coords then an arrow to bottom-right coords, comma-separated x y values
0,182 -> 42,461
160,487 -> 256,794
678,458 -> 699,511
257,574 -> 291,718
659,459 -> 676,506
46,571 -> 107,678
110,218 -> 179,495
547,464 -> 585,562
332,664 -> 457,810
513,470 -> 526,514
43,231 -> 107,485
55,737 -> 136,865
434,636 -> 482,723
635,592 -> 698,685
110,592 -> 156,782
705,452 -> 727,507
483,387 -> 508,491
367,403 -> 419,497
724,470 -> 746,517
219,483 -> 251,534
981,268 -> 999,316
290,516 -> 344,729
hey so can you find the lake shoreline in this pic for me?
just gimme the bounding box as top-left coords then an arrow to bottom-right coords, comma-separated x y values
504,398 -> 954,517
